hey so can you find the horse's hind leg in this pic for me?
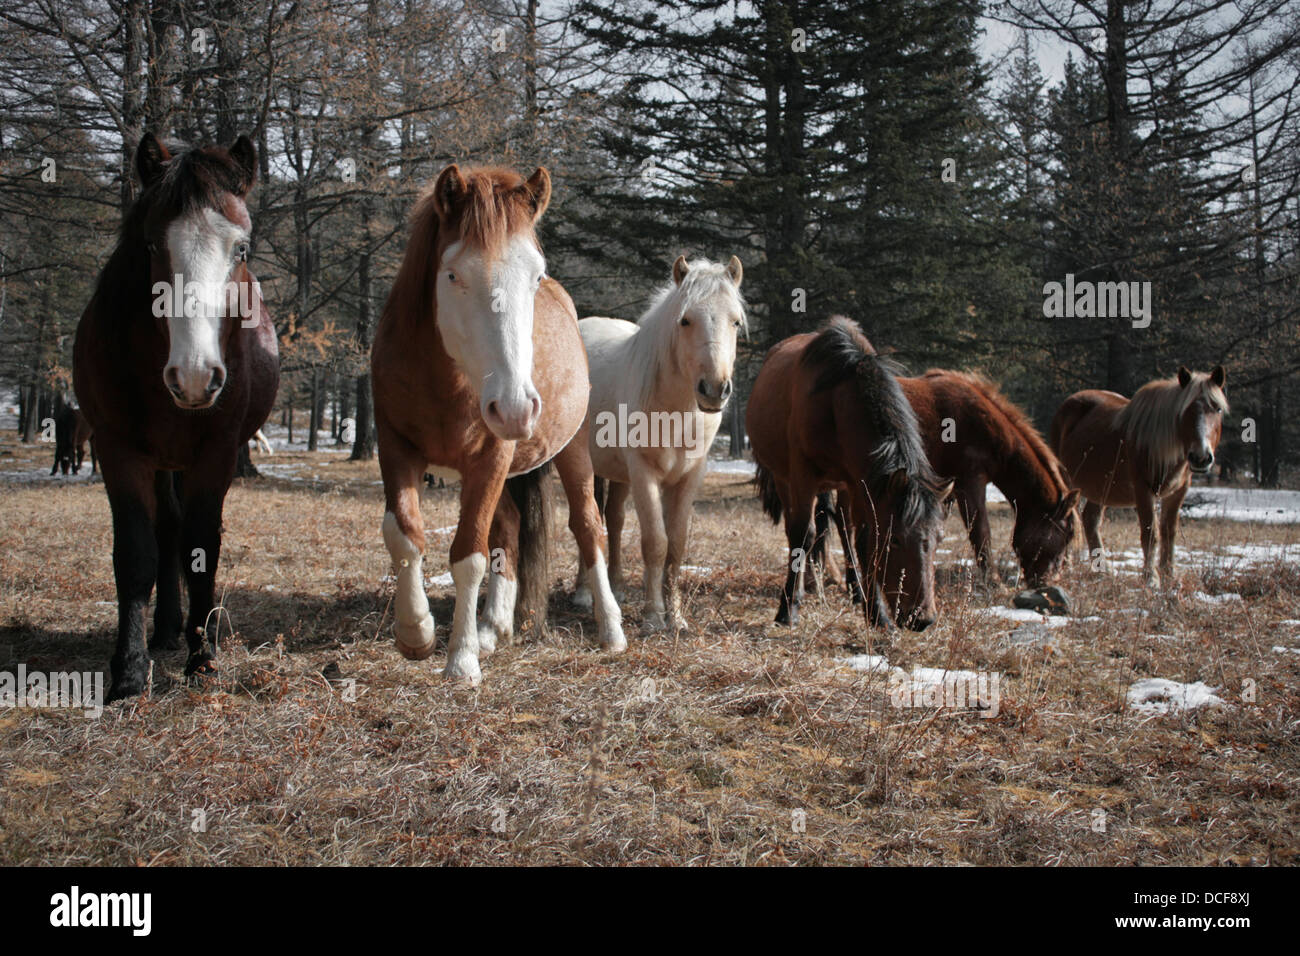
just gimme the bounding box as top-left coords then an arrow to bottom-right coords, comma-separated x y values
958,481 -> 994,581
99,449 -> 159,701
832,496 -> 864,605
179,460 -> 235,680
479,491 -> 520,656
555,434 -> 626,652
150,471 -> 184,651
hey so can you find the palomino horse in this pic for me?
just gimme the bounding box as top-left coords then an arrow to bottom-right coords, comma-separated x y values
1050,366 -> 1227,587
73,133 -> 279,700
747,317 -> 953,629
372,165 -> 624,685
573,255 -> 745,630
814,371 -> 1079,594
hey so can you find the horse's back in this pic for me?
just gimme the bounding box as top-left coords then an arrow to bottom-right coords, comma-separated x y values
1051,389 -> 1130,498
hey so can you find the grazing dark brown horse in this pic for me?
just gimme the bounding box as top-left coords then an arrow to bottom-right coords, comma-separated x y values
73,133 -> 279,700
747,317 -> 953,630
372,164 -> 624,686
813,370 -> 1080,597
73,408 -> 96,475
1050,366 -> 1227,587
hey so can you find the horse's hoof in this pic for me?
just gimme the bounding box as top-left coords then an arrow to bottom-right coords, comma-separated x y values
184,654 -> 218,683
106,674 -> 148,702
443,654 -> 482,686
600,622 -> 628,654
150,630 -> 183,652
477,625 -> 504,657
642,612 -> 668,632
394,615 -> 436,661
671,615 -> 689,632
572,587 -> 594,611
775,608 -> 796,626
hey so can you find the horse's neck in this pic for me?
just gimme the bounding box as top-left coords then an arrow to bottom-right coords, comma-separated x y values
979,411 -> 1060,509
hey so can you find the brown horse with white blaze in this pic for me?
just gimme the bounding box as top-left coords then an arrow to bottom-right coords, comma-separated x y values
1050,366 -> 1227,587
372,164 -> 624,685
74,133 -> 279,700
747,317 -> 953,630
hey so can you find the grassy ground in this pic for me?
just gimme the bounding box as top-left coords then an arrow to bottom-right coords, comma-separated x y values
1,431 -> 1298,865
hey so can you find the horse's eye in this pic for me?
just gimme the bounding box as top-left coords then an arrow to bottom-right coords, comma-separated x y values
235,242 -> 249,261
680,316 -> 691,327
447,272 -> 457,282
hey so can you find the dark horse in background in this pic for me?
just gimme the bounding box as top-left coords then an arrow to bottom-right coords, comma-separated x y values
813,370 -> 1079,597
1051,366 -> 1227,588
746,316 -> 953,631
50,401 -> 96,475
74,134 -> 279,700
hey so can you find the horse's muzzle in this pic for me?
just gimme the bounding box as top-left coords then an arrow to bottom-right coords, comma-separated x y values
1188,451 -> 1214,473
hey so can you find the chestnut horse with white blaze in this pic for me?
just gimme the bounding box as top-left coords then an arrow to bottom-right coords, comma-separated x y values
74,133 -> 279,700
1050,366 -> 1227,587
574,255 -> 745,630
747,317 -> 953,630
372,165 -> 624,685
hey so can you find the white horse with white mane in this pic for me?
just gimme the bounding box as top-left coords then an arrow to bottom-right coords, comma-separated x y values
575,255 -> 745,629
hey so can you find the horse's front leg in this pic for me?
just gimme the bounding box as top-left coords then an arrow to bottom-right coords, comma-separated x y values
777,490 -> 815,626
179,455 -> 236,681
554,433 -> 626,652
662,466 -> 705,631
478,490 -> 520,656
150,470 -> 184,651
1158,480 -> 1188,588
629,464 -> 669,630
1135,489 -> 1158,587
100,448 -> 159,701
1082,500 -> 1106,567
444,449 -> 511,684
379,429 -> 435,661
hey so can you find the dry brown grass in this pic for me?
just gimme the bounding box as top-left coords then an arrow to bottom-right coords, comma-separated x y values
1,432 -> 1298,865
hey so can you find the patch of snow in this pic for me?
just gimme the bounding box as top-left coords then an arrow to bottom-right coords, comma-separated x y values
837,654 -> 892,674
1192,591 -> 1243,605
1272,646 -> 1300,655
1127,678 -> 1226,714
707,458 -> 756,476
1181,487 -> 1300,525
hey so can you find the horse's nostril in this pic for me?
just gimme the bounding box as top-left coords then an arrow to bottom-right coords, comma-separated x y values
207,368 -> 225,394
697,379 -> 708,396
721,380 -> 732,400
486,400 -> 500,422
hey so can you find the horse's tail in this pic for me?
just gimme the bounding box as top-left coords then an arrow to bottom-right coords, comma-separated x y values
1048,397 -> 1080,458
507,463 -> 554,640
754,459 -> 783,524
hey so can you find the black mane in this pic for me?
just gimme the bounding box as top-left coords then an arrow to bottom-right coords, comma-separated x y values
801,315 -> 943,524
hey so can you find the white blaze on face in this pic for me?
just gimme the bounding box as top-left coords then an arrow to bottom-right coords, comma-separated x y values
436,236 -> 545,440
163,207 -> 247,407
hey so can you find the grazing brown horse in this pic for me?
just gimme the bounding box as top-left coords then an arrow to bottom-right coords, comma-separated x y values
372,164 -> 624,685
1050,366 -> 1227,587
73,408 -> 96,475
813,370 -> 1080,596
747,317 -> 953,630
74,133 -> 279,700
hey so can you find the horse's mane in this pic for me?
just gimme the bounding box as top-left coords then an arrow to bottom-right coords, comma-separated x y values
803,316 -> 942,525
1117,371 -> 1229,477
392,167 -> 542,322
626,258 -> 747,411
97,140 -> 250,306
927,370 -> 1071,497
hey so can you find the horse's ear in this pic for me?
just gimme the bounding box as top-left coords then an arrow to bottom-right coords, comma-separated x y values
433,164 -> 468,219
230,135 -> 257,193
727,255 -> 743,287
672,255 -> 689,286
938,478 -> 956,503
136,133 -> 170,188
1177,366 -> 1192,388
1210,365 -> 1226,389
522,167 -> 551,220
1056,488 -> 1081,518
888,468 -> 909,497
